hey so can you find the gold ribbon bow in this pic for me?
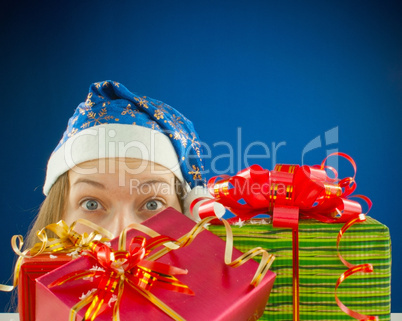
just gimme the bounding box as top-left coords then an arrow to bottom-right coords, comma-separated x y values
0,219 -> 113,293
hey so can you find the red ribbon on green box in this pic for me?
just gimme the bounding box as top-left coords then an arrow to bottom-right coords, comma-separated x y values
193,152 -> 378,321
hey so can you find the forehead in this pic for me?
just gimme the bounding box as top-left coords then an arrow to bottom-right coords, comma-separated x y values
68,158 -> 176,182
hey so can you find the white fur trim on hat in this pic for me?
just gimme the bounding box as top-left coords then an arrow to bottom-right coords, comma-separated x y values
43,123 -> 186,195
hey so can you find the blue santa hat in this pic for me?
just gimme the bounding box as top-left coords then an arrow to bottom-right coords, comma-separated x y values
44,81 -> 208,211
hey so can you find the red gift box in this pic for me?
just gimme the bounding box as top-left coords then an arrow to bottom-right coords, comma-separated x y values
36,208 -> 276,320
18,253 -> 72,321
15,219 -> 113,321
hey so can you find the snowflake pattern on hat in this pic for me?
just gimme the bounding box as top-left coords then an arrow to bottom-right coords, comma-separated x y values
55,80 -> 205,187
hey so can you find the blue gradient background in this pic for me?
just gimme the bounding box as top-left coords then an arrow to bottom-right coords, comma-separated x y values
1,0 -> 401,313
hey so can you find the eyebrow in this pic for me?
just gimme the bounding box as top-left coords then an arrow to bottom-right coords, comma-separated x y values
137,179 -> 173,188
72,178 -> 106,189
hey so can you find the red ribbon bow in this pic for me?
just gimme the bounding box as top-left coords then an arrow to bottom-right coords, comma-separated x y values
197,152 -> 361,225
49,235 -> 193,321
193,152 -> 377,321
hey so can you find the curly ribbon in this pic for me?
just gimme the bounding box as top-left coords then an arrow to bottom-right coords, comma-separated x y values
192,152 -> 377,321
0,219 -> 113,293
26,219 -> 114,256
49,216 -> 275,321
335,197 -> 378,321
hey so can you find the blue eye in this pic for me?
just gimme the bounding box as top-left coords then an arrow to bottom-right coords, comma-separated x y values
81,199 -> 101,211
145,200 -> 163,211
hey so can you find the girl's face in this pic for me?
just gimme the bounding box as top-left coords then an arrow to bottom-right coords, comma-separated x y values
63,158 -> 182,237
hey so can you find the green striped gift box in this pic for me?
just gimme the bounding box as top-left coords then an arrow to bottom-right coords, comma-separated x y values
208,217 -> 391,321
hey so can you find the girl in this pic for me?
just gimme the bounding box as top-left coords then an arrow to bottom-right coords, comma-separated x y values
25,80 -> 209,248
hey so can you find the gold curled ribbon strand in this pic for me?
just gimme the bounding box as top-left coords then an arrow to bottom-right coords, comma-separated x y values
0,234 -> 43,292
11,229 -> 48,258
0,281 -> 15,292
126,216 -> 274,287
119,223 -> 179,252
145,216 -> 223,262
71,219 -> 114,240
0,232 -> 35,292
220,218 -> 275,287
0,255 -> 24,292
120,218 -> 215,262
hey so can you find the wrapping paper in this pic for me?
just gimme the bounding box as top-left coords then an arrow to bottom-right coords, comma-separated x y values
18,254 -> 72,321
36,208 -> 276,320
209,217 -> 391,321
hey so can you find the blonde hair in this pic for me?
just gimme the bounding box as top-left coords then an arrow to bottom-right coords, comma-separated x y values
25,171 -> 187,249
24,172 -> 69,249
